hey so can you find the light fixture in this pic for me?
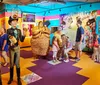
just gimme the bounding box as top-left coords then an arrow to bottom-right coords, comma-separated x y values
59,9 -> 61,11
90,4 -> 92,7
48,11 -> 50,13
79,5 -> 81,8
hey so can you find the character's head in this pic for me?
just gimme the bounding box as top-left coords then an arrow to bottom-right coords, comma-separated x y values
8,16 -> 18,28
77,19 -> 82,27
44,20 -> 50,27
38,21 -> 43,27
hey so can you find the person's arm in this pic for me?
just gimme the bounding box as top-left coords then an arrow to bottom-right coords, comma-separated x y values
80,34 -> 84,42
18,29 -> 25,42
7,29 -> 11,45
2,34 -> 7,50
80,27 -> 84,43
53,41 -> 59,49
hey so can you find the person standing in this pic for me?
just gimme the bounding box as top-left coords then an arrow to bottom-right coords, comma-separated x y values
52,36 -> 59,62
7,16 -> 26,85
75,19 -> 84,62
0,28 -> 8,66
54,28 -> 62,60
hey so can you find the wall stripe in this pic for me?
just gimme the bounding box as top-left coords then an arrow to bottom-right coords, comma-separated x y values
45,15 -> 60,20
97,10 -> 100,15
0,12 -> 5,18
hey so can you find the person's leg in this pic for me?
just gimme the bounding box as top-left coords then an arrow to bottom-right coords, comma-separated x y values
92,47 -> 97,61
63,49 -> 69,62
58,47 -> 62,60
98,46 -> 100,62
8,49 -> 15,84
0,63 -> 2,85
55,51 -> 58,61
15,46 -> 22,85
0,72 -> 2,85
78,42 -> 82,59
53,51 -> 56,62
75,42 -> 78,59
1,51 -> 8,66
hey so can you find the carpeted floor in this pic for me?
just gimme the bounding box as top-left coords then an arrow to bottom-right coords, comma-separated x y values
1,47 -> 100,85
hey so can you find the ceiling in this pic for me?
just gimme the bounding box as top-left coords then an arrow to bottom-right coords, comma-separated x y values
1,0 -> 100,16
1,0 -> 100,5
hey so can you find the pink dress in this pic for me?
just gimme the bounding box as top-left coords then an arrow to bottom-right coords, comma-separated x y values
93,40 -> 98,48
52,41 -> 59,52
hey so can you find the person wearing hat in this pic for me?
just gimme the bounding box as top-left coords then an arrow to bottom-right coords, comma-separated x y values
7,16 -> 26,85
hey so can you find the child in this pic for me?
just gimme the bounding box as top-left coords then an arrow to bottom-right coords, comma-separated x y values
61,34 -> 69,62
92,34 -> 99,62
0,28 -> 8,66
52,36 -> 59,62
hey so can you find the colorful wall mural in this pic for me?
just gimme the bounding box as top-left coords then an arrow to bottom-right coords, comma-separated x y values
59,10 -> 100,51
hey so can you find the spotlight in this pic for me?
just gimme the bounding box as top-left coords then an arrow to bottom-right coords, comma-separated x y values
79,5 -> 81,8
48,11 -> 50,13
59,9 -> 61,11
90,4 -> 92,7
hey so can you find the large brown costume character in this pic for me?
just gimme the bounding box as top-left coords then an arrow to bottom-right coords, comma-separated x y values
31,21 -> 50,58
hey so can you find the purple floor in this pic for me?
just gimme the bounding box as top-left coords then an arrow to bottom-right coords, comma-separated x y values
20,50 -> 33,58
1,50 -> 88,85
28,59 -> 88,85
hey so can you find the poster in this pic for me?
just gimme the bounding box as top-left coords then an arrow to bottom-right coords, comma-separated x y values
22,13 -> 35,22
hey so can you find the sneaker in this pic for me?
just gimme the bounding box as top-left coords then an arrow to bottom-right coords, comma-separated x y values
75,58 -> 80,62
64,59 -> 69,63
59,57 -> 63,60
74,56 -> 78,59
53,60 -> 56,63
56,60 -> 59,62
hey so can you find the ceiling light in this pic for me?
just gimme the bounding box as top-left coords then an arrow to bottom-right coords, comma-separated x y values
79,5 -> 81,8
90,4 -> 92,7
59,9 -> 61,11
